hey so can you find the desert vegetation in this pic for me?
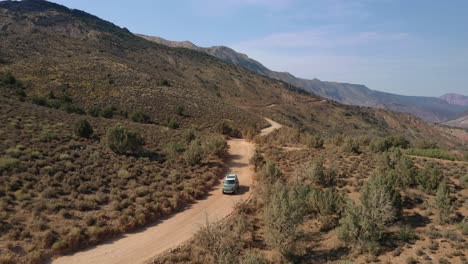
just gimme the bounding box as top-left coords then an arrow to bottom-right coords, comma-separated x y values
0,94 -> 230,263
157,131 -> 468,263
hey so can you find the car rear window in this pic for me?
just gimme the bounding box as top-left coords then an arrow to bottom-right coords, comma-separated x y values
225,180 -> 236,184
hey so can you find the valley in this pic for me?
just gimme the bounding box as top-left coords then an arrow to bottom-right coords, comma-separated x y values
0,1 -> 467,264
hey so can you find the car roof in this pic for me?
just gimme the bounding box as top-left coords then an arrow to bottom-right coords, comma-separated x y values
226,174 -> 237,178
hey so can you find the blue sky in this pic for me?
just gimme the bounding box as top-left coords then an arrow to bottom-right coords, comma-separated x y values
52,0 -> 468,97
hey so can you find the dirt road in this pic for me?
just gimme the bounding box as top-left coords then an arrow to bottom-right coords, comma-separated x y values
52,118 -> 280,264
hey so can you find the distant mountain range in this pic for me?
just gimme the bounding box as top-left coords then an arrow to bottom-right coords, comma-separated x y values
139,34 -> 468,124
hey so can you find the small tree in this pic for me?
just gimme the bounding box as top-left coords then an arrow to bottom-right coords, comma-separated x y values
416,162 -> 443,193
337,175 -> 397,253
263,182 -> 306,257
299,159 -> 337,187
435,181 -> 451,224
106,124 -> 144,154
74,119 -> 93,138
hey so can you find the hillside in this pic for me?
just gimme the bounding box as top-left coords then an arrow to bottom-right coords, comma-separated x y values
445,114 -> 468,129
139,35 -> 468,123
440,93 -> 468,106
0,0 -> 468,263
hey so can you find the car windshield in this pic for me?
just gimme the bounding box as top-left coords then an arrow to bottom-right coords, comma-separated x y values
225,180 -> 236,185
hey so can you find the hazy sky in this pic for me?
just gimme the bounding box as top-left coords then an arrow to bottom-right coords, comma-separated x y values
52,0 -> 468,97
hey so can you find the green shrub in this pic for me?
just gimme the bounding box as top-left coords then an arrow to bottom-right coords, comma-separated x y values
101,106 -> 116,118
250,149 -> 265,171
461,174 -> 468,188
338,175 -> 398,252
88,106 -> 102,117
217,121 -> 241,138
416,162 -> 443,193
258,161 -> 282,183
399,225 -> 417,243
0,157 -> 20,170
31,96 -> 49,106
74,119 -> 93,138
62,103 -> 85,115
370,136 -> 410,152
263,182 -> 307,257
184,140 -> 203,165
308,188 -> 345,216
303,134 -> 324,148
167,117 -> 180,129
202,135 -> 228,157
299,159 -> 337,187
435,181 -> 451,224
375,149 -> 416,188
183,128 -> 196,143
176,105 -> 185,116
342,137 -> 360,154
405,148 -> 457,161
159,79 -> 170,86
130,111 -> 151,123
165,142 -> 186,160
106,124 -> 145,154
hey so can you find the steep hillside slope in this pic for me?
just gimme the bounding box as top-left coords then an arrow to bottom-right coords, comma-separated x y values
0,1 -> 466,147
140,35 -> 468,123
440,93 -> 468,106
445,114 -> 468,128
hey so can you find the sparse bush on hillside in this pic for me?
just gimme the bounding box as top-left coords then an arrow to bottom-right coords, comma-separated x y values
74,119 -> 93,138
250,148 -> 265,171
130,110 -> 151,124
101,106 -> 116,118
435,181 -> 451,224
342,136 -> 360,154
164,142 -> 186,161
414,140 -> 438,149
298,159 -> 337,187
242,126 -> 260,140
416,162 -> 443,193
0,157 -> 20,171
159,79 -> 170,87
303,134 -> 324,149
202,135 -> 228,158
176,105 -> 185,116
167,117 -> 180,129
370,135 -> 410,153
183,128 -> 196,143
461,174 -> 468,188
258,160 -> 283,184
218,121 -> 241,138
184,140 -> 203,166
62,103 -> 85,115
88,106 -> 101,117
106,124 -> 145,154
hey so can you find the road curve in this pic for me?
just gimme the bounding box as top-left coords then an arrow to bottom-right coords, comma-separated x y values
51,118 -> 281,264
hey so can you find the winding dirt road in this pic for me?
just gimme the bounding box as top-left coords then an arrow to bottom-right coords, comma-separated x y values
52,119 -> 281,264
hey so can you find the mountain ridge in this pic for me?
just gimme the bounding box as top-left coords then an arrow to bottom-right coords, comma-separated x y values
138,34 -> 468,123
